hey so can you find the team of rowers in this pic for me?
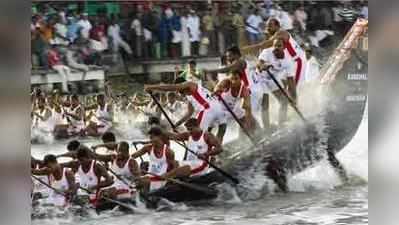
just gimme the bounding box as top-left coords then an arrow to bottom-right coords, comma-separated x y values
31,18 -> 309,207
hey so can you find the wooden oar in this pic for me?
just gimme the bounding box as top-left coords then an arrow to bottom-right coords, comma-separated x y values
145,172 -> 217,196
147,91 -> 240,185
217,94 -> 257,145
78,186 -> 135,211
265,67 -> 308,123
31,174 -> 68,197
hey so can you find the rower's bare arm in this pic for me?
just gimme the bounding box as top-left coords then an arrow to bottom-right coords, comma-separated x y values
165,149 -> 178,170
164,131 -> 189,142
205,133 -> 223,156
242,94 -> 252,117
131,145 -> 150,159
175,103 -> 194,127
57,152 -> 75,159
65,170 -> 77,194
60,161 -> 79,171
286,77 -> 297,102
129,159 -> 141,178
206,61 -> 243,74
32,167 -> 51,176
214,79 -> 230,94
94,164 -> 114,189
92,153 -> 113,162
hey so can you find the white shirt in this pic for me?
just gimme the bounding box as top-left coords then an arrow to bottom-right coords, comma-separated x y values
258,47 -> 294,80
77,19 -> 92,39
187,15 -> 201,42
131,19 -> 142,36
108,24 -> 122,42
246,14 -> 263,34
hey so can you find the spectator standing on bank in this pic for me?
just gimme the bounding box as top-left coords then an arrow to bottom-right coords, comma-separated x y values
337,2 -> 359,33
31,29 -> 50,69
77,13 -> 92,40
170,8 -> 182,58
48,45 -> 70,92
180,9 -> 191,57
142,6 -> 159,58
201,8 -> 216,55
53,16 -> 69,46
108,17 -> 133,61
187,9 -> 201,56
246,8 -> 263,44
130,12 -> 144,58
232,7 -> 247,48
222,10 -> 237,49
66,16 -> 80,44
214,6 -> 225,54
159,8 -> 172,58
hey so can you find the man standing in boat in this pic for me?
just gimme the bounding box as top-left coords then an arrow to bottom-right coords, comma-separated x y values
32,154 -> 77,207
64,94 -> 85,136
163,118 -> 223,177
214,70 -> 259,143
132,127 -> 177,193
256,38 -> 297,129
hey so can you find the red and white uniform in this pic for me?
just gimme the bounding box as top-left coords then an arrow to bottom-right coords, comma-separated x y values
283,33 -> 307,86
67,105 -> 85,134
77,160 -> 99,204
186,84 -> 224,130
47,168 -> 70,207
179,132 -> 212,176
219,81 -> 250,123
256,47 -> 295,93
147,145 -> 169,191
110,156 -> 136,199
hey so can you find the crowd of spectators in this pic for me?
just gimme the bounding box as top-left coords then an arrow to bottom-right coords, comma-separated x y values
31,1 -> 368,72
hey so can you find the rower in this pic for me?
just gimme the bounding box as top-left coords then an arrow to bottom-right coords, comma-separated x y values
32,154 -> 77,207
131,127 -> 177,193
164,118 -> 223,177
214,70 -> 259,142
85,94 -> 113,137
242,18 -> 307,86
64,94 -> 85,136
46,94 -> 68,138
144,77 -> 225,133
257,38 -> 296,128
92,142 -> 141,199
62,146 -> 114,205
32,96 -> 53,133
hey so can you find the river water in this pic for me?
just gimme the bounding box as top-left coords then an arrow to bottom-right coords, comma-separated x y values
31,107 -> 368,225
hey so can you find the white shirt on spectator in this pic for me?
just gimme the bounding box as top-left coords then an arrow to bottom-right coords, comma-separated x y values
131,19 -> 142,36
143,28 -> 152,41
108,24 -> 122,42
246,14 -> 263,34
187,15 -> 201,42
77,19 -> 92,39
53,23 -> 69,45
